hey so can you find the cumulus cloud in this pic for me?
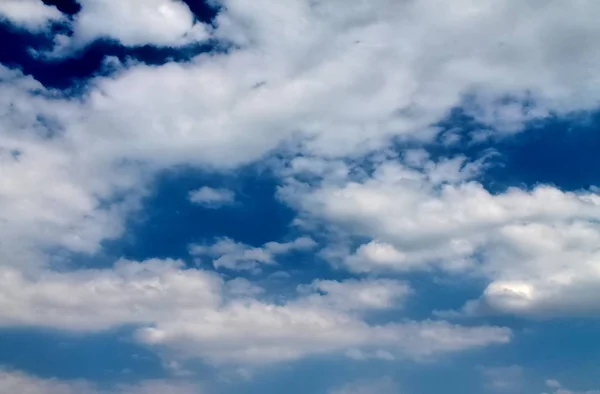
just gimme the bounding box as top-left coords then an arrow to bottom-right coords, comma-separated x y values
8,0 -> 600,127
0,259 -> 222,331
189,236 -> 317,271
2,0 -> 600,272
67,0 -> 211,48
281,154 -> 600,318
0,0 -> 63,30
443,218 -> 600,318
1,0 -> 211,50
0,368 -> 201,394
33,0 -> 600,172
189,186 -> 235,208
0,259 -> 509,366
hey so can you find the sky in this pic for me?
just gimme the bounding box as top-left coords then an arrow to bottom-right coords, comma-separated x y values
0,0 -> 600,393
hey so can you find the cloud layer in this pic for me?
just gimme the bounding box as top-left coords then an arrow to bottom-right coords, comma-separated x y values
0,259 -> 509,365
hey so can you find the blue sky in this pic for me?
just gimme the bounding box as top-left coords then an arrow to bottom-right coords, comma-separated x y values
1,1 -> 600,393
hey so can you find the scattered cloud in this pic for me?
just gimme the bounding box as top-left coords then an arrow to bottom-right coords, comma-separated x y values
0,368 -> 201,394
189,236 -> 317,271
189,186 -> 235,208
1,0 -> 600,389
298,278 -> 412,313
542,379 -> 600,394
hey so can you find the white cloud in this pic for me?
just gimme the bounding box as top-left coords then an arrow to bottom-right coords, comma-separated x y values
542,379 -> 600,394
189,186 -> 235,208
70,0 -> 211,47
0,0 -> 63,30
2,0 -> 600,272
447,220 -> 600,318
0,258 -> 222,331
3,0 -> 600,156
0,67 -> 144,272
0,259 -> 510,366
281,154 -> 600,318
0,369 -> 201,394
298,278 -> 411,313
40,0 -> 600,171
36,0 -> 212,54
189,236 -> 317,271
0,369 -> 92,394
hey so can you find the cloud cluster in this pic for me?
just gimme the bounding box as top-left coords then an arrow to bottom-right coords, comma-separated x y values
2,0 -> 600,272
0,66 -> 509,371
282,153 -> 600,318
56,0 -> 600,169
0,259 -> 509,365
1,0 -> 600,383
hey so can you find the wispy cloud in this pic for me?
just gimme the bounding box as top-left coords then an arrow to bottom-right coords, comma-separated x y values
189,186 -> 235,208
